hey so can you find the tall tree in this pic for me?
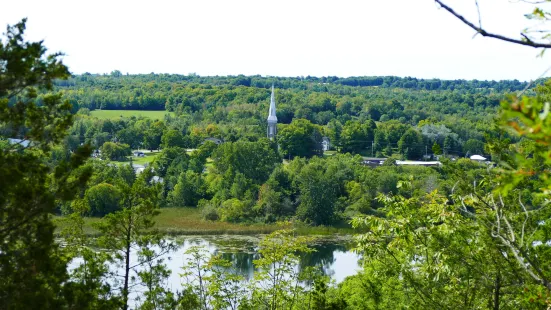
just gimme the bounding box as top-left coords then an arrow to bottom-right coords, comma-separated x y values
0,19 -> 92,308
94,171 -> 173,310
398,128 -> 424,160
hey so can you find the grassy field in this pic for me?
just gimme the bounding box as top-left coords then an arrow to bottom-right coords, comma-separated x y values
131,153 -> 158,165
323,151 -> 337,157
128,151 -> 160,166
90,110 -> 174,120
55,208 -> 356,236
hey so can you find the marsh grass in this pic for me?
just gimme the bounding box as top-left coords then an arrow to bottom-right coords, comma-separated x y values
55,207 -> 357,236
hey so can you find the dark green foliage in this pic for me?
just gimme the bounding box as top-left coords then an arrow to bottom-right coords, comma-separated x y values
84,183 -> 122,216
100,141 -> 131,160
432,141 -> 442,155
340,120 -> 374,154
463,138 -> 485,155
168,171 -> 206,207
212,139 -> 280,185
398,128 -> 424,159
161,129 -> 188,149
295,157 -> 354,225
143,121 -> 164,151
0,19 -> 92,308
278,119 -> 323,158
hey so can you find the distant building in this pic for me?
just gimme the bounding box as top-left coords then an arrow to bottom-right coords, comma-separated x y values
322,137 -> 331,151
151,176 -> 163,184
8,138 -> 31,148
203,137 -> 223,145
133,151 -> 145,157
470,154 -> 487,161
267,85 -> 277,140
360,157 -> 442,168
361,157 -> 387,167
396,160 -> 442,167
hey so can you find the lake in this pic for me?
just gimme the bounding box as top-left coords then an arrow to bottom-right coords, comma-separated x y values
72,234 -> 362,306
162,235 -> 361,288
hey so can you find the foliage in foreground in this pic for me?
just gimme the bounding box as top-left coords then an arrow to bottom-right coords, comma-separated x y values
348,91 -> 551,309
0,19 -> 92,308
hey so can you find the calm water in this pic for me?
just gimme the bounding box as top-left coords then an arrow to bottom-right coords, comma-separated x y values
72,235 -> 361,306
161,235 -> 361,290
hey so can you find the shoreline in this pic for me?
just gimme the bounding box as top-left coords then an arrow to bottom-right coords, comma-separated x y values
54,207 -> 359,237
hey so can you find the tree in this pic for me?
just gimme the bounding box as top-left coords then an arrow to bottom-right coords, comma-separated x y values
180,246 -> 244,310
84,183 -> 122,216
351,189 -> 526,308
218,198 -> 251,222
463,138 -> 484,155
168,170 -> 206,208
94,172 -> 173,310
435,0 -> 551,49
351,86 -> 551,308
161,129 -> 187,149
0,19 -> 92,308
249,230 -> 314,309
398,128 -> 424,160
373,129 -> 388,154
56,203 -> 120,309
212,139 -> 280,185
340,120 -> 374,154
296,160 -> 339,225
278,119 -> 323,158
443,135 -> 459,155
117,127 -> 142,149
432,141 -> 442,155
100,142 -> 131,160
143,121 -> 164,151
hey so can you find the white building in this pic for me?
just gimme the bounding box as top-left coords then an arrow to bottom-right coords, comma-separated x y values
322,137 -> 331,151
267,85 -> 277,140
470,155 -> 487,161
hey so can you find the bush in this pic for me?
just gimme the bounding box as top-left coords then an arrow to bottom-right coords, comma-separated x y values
219,198 -> 249,222
85,183 -> 122,216
200,200 -> 219,221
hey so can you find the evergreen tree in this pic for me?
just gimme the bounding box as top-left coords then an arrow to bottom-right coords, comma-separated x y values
432,141 -> 442,155
0,19 -> 92,308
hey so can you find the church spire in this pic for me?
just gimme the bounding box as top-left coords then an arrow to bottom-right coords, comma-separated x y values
267,84 -> 277,140
268,84 -> 277,122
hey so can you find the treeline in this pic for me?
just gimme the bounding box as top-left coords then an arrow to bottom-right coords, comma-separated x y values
50,73 -> 528,128
57,72 -> 536,92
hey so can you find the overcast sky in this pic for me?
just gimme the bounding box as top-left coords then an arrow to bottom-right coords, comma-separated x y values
2,0 -> 551,81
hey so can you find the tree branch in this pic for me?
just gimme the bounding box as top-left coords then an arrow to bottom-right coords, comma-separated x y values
435,0 -> 551,48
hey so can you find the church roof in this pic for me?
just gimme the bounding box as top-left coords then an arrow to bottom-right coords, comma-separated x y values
267,85 -> 277,122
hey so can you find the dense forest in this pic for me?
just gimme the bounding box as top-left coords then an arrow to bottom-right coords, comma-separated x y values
50,72 -> 538,158
44,72 -> 538,226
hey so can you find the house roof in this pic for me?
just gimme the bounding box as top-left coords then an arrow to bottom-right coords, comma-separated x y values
470,155 -> 487,161
8,138 -> 31,148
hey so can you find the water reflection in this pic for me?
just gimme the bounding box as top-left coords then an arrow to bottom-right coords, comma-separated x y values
169,235 -> 360,283
76,235 -> 361,307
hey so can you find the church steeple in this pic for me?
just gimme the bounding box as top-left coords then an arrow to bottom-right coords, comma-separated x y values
267,85 -> 277,140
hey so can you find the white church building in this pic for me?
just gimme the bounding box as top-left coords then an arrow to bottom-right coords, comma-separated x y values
267,85 -> 277,140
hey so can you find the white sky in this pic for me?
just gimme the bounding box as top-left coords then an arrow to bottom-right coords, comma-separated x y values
2,0 -> 551,80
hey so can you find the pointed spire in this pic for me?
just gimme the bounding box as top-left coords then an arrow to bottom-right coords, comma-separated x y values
267,84 -> 277,122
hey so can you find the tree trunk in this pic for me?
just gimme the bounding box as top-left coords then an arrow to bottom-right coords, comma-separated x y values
493,272 -> 501,310
122,215 -> 132,310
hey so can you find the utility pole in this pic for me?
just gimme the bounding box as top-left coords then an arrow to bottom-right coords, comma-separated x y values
372,141 -> 374,157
